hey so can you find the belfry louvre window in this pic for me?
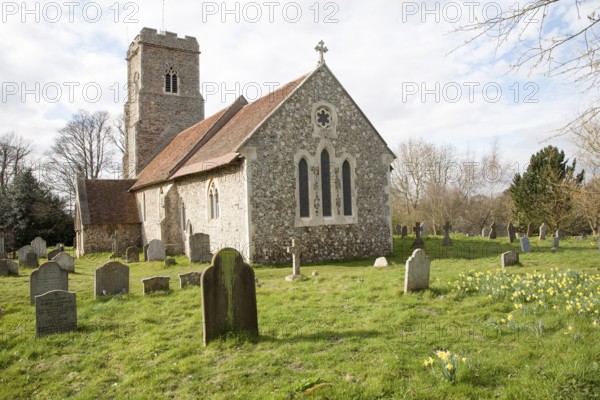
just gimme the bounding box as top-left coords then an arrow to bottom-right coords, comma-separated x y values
342,160 -> 352,216
321,150 -> 332,217
165,68 -> 178,94
299,158 -> 309,218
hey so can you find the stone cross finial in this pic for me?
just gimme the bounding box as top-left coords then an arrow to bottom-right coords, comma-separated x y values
315,40 -> 328,65
286,239 -> 303,279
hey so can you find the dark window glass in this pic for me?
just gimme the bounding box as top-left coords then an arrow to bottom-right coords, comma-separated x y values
321,150 -> 331,217
299,159 -> 309,218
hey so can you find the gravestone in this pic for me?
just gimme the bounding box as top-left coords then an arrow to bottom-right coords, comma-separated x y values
125,247 -> 139,263
189,233 -> 212,263
112,238 -> 125,258
142,276 -> 170,294
539,223 -> 547,240
481,228 -> 489,238
30,262 -> 68,304
0,232 -> 5,258
394,225 -> 401,235
507,223 -> 516,244
412,222 -> 425,250
488,221 -> 497,240
0,259 -> 18,276
35,290 -> 77,338
553,236 -> 560,249
56,243 -> 65,252
179,272 -> 201,288
401,225 -> 408,238
421,223 -> 428,236
47,248 -> 61,261
31,237 -> 47,258
285,239 -> 303,281
25,251 -> 39,268
527,222 -> 534,237
373,257 -> 388,267
52,252 -> 75,273
95,261 -> 129,297
18,245 -> 33,266
165,258 -> 177,266
555,229 -> 564,239
520,237 -> 531,254
143,244 -> 149,261
201,248 -> 258,346
404,249 -> 430,293
442,221 -> 452,246
501,251 -> 519,268
147,239 -> 165,261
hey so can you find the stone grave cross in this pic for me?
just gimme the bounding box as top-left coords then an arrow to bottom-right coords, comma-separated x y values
412,222 -> 425,249
286,239 -> 303,281
442,221 -> 452,246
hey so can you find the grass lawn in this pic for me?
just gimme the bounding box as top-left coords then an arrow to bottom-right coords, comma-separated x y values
1,235 -> 600,399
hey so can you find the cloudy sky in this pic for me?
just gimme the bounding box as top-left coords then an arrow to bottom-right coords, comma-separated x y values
1,0 -> 596,174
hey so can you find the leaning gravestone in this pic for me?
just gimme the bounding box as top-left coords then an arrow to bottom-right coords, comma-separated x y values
0,259 -> 18,276
412,222 -> 425,250
501,251 -> 519,268
201,248 -> 258,346
179,272 -> 202,288
25,251 -> 39,268
539,223 -> 547,240
488,221 -> 497,240
507,223 -> 516,244
553,236 -> 560,249
95,261 -> 129,298
520,237 -> 531,254
189,233 -> 212,263
401,225 -> 408,239
47,248 -> 61,261
527,222 -> 534,237
404,248 -> 430,293
147,240 -> 165,261
142,276 -> 170,294
52,252 -> 75,273
31,237 -> 47,258
35,290 -> 77,338
126,247 -> 139,263
18,245 -> 33,266
30,262 -> 68,304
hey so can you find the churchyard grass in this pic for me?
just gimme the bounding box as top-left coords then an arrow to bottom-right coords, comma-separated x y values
1,236 -> 599,399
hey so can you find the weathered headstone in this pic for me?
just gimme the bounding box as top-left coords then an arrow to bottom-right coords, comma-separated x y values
189,233 -> 212,263
442,221 -> 452,246
112,238 -> 125,258
125,246 -> 139,263
35,290 -> 77,338
501,251 -> 519,268
394,224 -> 401,235
31,237 -> 47,258
404,249 -> 430,293
25,251 -> 39,268
179,272 -> 201,288
0,232 -> 5,258
201,248 -> 258,346
52,252 -> 75,273
18,245 -> 33,266
165,258 -> 177,266
285,239 -> 303,281
147,239 -> 165,261
482,228 -> 489,238
520,237 -> 531,254
421,223 -> 428,236
507,223 -> 516,244
47,248 -> 61,261
142,276 -> 170,294
373,257 -> 388,267
30,262 -> 68,305
527,222 -> 534,238
555,229 -> 564,239
95,261 -> 129,297
143,244 -> 149,261
539,223 -> 547,240
488,221 -> 497,240
553,236 -> 560,249
412,222 -> 425,249
0,259 -> 18,276
401,225 -> 408,238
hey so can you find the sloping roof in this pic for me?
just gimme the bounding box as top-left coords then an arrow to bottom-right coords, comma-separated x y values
131,73 -> 309,190
77,179 -> 139,225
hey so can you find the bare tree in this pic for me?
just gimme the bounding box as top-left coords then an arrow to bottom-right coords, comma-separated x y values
571,116 -> 600,170
111,113 -> 126,154
0,132 -> 32,193
45,110 -> 115,197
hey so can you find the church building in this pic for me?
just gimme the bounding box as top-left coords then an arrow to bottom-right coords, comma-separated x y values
74,28 -> 395,263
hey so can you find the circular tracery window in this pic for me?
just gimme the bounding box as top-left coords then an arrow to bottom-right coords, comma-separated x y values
315,107 -> 332,128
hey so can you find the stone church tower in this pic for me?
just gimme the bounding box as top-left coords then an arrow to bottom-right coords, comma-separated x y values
123,28 -> 205,178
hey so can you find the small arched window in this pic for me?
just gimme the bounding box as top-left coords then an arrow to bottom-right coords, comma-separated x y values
342,161 -> 352,216
180,202 -> 186,230
165,68 -> 178,94
321,150 -> 332,217
209,182 -> 219,220
299,158 -> 309,218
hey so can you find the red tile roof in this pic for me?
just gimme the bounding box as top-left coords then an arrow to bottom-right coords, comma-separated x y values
77,179 -> 139,225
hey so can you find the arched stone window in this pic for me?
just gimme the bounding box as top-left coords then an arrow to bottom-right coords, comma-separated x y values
209,182 -> 219,220
299,158 -> 309,218
321,150 -> 332,217
165,68 -> 178,94
180,202 -> 186,230
342,160 -> 352,216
